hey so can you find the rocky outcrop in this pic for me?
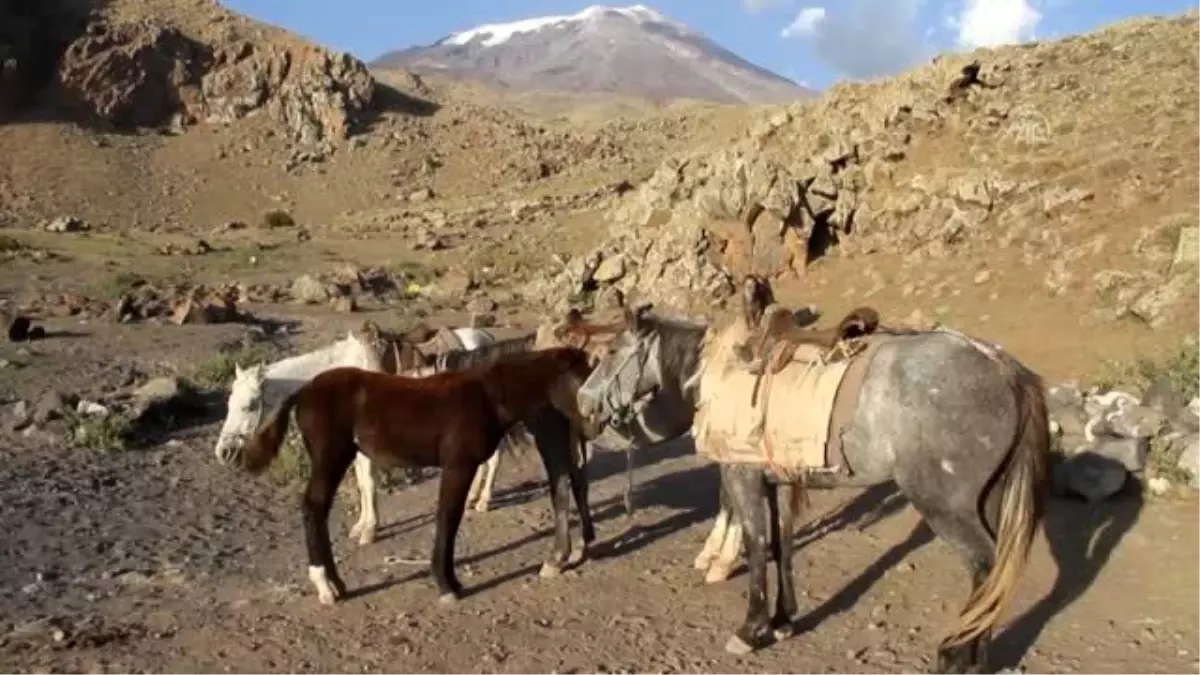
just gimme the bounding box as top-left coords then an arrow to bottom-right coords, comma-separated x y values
522,14 -> 1199,316
1048,376 -> 1200,501
53,1 -> 375,144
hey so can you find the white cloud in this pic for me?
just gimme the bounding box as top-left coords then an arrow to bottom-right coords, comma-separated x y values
781,6 -> 826,38
781,0 -> 932,79
954,0 -> 1042,48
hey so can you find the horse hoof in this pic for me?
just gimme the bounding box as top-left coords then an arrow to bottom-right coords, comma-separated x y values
438,592 -> 460,606
539,562 -> 563,578
724,635 -> 755,656
473,502 -> 490,514
704,564 -> 733,585
357,531 -> 376,546
772,623 -> 795,641
566,548 -> 586,566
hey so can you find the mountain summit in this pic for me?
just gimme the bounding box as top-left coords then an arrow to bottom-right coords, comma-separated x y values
371,5 -> 813,104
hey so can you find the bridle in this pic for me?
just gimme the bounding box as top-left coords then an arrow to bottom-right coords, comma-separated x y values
584,330 -> 661,432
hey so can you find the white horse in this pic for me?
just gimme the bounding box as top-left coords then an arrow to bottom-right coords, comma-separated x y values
213,324 -> 503,547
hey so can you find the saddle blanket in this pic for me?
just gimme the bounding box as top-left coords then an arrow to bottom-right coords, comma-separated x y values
692,320 -> 880,480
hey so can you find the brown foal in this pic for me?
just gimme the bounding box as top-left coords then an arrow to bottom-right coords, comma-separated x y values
236,346 -> 597,606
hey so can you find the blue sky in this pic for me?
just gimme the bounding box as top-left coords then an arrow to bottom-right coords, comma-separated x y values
224,0 -> 1197,90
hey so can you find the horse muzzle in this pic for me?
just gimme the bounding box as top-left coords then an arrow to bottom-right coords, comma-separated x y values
214,439 -> 243,467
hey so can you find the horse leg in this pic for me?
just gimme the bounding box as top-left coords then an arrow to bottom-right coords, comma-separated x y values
466,462 -> 487,508
528,409 -> 576,577
899,474 -> 998,674
705,498 -> 746,585
695,479 -> 735,572
473,450 -> 501,513
431,464 -> 474,604
348,453 -> 378,546
694,506 -> 732,571
302,446 -> 354,606
768,482 -> 800,640
720,465 -> 772,655
622,446 -> 637,517
564,429 -> 595,564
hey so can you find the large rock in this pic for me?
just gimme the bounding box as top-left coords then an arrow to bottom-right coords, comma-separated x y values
1178,435 -> 1200,488
55,6 -> 375,143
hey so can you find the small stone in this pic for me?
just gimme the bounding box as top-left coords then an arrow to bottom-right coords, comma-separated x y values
466,296 -> 498,313
76,400 -> 110,417
330,295 -> 357,313
6,400 -> 29,430
408,187 -> 435,203
1147,476 -> 1172,496
33,390 -> 67,424
593,255 -> 626,284
973,270 -> 991,284
45,215 -> 88,233
291,275 -> 330,304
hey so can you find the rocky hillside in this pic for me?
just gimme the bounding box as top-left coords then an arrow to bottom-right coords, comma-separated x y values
2,0 -> 374,144
527,13 -> 1200,344
0,0 -> 747,238
373,5 -> 812,105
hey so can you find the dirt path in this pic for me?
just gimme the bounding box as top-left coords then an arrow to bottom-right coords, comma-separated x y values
0,413 -> 1196,674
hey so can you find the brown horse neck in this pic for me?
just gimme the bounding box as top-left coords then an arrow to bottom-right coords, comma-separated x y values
479,348 -> 591,429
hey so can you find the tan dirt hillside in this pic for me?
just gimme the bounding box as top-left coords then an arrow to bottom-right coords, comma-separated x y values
0,2 -> 1197,674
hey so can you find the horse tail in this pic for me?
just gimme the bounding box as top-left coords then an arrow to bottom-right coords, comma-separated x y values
241,392 -> 300,475
941,356 -> 1050,649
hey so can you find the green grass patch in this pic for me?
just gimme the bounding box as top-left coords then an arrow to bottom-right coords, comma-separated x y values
1097,335 -> 1199,402
189,341 -> 282,389
65,411 -> 133,453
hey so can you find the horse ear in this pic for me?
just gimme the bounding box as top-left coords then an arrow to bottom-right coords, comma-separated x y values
623,302 -> 652,333
234,363 -> 245,378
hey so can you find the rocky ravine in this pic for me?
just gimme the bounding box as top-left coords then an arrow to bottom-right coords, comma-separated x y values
526,13 -> 1200,336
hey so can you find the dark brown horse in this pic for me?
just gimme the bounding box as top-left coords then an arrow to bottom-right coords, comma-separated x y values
235,346 -> 598,606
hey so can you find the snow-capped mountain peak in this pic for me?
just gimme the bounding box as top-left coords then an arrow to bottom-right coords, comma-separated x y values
440,4 -> 690,48
374,5 -> 814,105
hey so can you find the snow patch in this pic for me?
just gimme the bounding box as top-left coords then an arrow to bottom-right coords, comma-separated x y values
441,4 -> 689,48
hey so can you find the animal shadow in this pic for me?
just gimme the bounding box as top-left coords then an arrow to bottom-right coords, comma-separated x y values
585,435 -> 694,487
588,461 -> 723,559
992,486 -> 1145,669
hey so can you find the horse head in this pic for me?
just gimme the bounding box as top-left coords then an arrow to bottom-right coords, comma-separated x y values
348,321 -> 394,372
576,303 -> 663,432
214,362 -> 268,466
740,274 -> 775,327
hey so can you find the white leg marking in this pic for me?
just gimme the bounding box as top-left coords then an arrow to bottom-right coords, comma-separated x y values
695,508 -> 730,570
706,519 -> 743,584
349,454 -> 377,546
466,463 -> 485,505
474,452 -> 501,513
308,565 -> 339,605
